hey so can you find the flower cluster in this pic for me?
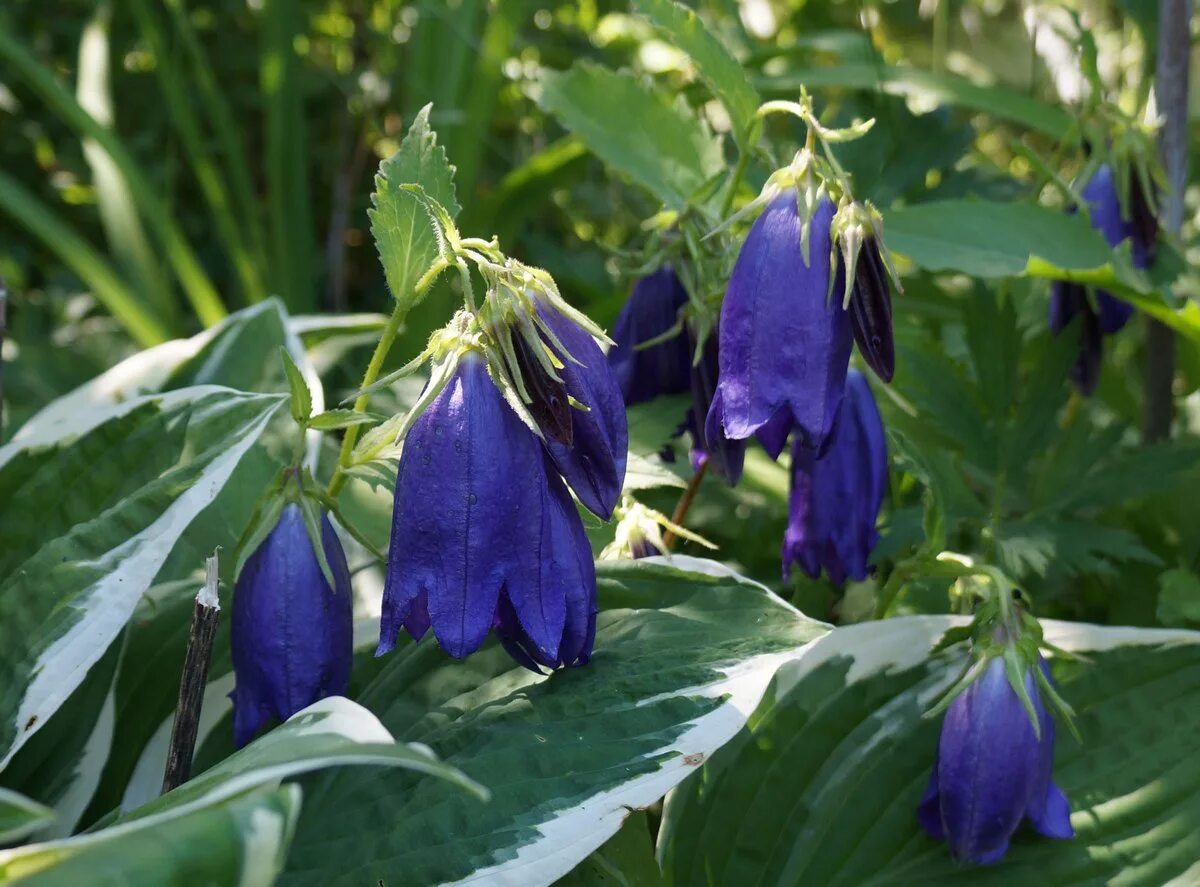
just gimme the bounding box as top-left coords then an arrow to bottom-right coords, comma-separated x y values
377,265 -> 626,670
1049,163 -> 1158,394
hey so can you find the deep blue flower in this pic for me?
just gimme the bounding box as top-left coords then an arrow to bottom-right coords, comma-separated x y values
231,502 -> 353,747
607,267 -> 692,406
379,353 -> 597,668
782,369 -> 886,585
535,301 -> 628,520
709,190 -> 853,456
918,655 -> 1074,864
848,238 -> 896,383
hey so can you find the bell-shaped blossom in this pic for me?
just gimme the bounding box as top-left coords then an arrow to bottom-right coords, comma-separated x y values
918,656 -> 1074,864
534,301 -> 628,520
379,353 -> 597,668
848,237 -> 896,382
709,190 -> 853,455
607,267 -> 692,405
231,502 -> 353,747
782,369 -> 886,585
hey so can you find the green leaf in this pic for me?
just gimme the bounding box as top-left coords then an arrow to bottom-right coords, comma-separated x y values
626,394 -> 691,456
0,386 -> 286,769
119,696 -> 484,825
557,811 -> 666,886
995,518 -> 1160,579
660,616 -> 1200,885
369,104 -> 460,309
0,788 -> 55,844
539,63 -> 724,209
306,410 -> 383,432
0,785 -> 301,886
758,64 -> 1072,138
296,493 -> 337,590
1157,568 -> 1200,627
279,346 -> 313,424
632,0 -> 760,147
282,559 -> 827,885
885,200 -> 1200,341
623,452 -> 687,492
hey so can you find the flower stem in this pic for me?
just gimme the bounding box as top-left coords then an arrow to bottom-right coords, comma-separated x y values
661,460 -> 709,550
326,302 -> 407,498
720,150 -> 751,218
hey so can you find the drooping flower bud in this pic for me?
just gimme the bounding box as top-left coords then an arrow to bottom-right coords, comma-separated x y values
378,353 -> 597,669
607,267 -> 692,406
231,502 -> 353,747
918,655 -> 1073,864
833,200 -> 898,383
782,369 -> 886,584
708,189 -> 853,456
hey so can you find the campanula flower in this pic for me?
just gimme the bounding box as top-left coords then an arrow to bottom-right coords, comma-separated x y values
833,200 -> 897,383
607,267 -> 692,406
709,190 -> 853,456
231,502 -> 353,747
918,655 -> 1073,864
535,300 -> 628,520
379,353 -> 597,668
782,369 -> 886,584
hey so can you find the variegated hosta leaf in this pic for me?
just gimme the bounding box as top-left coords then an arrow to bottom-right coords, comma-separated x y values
659,616 -> 1200,885
0,385 -> 285,769
0,788 -> 55,845
0,785 -> 301,886
283,558 -> 828,886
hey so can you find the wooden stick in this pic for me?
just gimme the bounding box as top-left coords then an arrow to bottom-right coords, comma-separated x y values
1143,0 -> 1192,443
162,551 -> 222,793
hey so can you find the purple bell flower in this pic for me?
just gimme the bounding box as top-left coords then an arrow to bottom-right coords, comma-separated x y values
231,502 -> 353,747
918,655 -> 1074,864
708,190 -> 853,456
692,322 -> 746,485
782,369 -> 886,585
607,267 -> 692,406
535,301 -> 628,520
379,353 -> 597,669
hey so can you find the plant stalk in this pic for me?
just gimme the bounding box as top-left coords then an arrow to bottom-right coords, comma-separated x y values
661,460 -> 709,550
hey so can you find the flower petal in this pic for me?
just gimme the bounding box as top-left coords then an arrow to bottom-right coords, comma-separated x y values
608,267 -> 692,405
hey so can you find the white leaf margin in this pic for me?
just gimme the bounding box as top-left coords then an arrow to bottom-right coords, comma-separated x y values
453,559 -> 1200,887
0,386 -> 285,769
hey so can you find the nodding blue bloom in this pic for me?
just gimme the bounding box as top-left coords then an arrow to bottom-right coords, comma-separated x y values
918,655 -> 1074,864
782,369 -> 886,585
379,353 -> 597,669
607,267 -> 692,406
848,237 -> 896,383
535,301 -> 628,520
1048,282 -> 1104,395
231,502 -> 353,748
709,190 -> 853,456
692,323 -> 746,485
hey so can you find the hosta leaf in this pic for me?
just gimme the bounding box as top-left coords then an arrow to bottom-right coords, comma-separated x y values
660,616 -> 1200,885
0,785 -> 301,886
632,0 -> 760,147
283,558 -> 827,885
539,63 -> 724,209
0,788 -> 54,844
0,386 -> 285,769
369,104 -> 460,309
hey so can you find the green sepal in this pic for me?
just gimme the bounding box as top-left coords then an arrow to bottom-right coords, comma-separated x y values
929,624 -> 974,655
1003,646 -> 1042,742
279,346 -> 313,425
295,481 -> 338,590
923,653 -> 987,721
232,471 -> 290,580
328,505 -> 387,564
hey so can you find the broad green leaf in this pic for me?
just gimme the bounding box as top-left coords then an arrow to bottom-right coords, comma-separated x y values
626,393 -> 690,456
758,64 -> 1072,138
0,385 -> 286,769
283,558 -> 827,885
118,697 -> 484,825
0,789 -> 54,844
1157,568 -> 1200,627
557,811 -> 666,886
624,451 -> 687,492
369,104 -> 460,309
539,63 -> 725,209
885,200 -> 1200,341
0,785 -> 300,886
660,616 -> 1200,885
633,0 -> 760,147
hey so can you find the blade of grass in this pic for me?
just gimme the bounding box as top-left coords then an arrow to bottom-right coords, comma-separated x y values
162,0 -> 270,282
76,3 -> 177,329
260,0 -> 316,312
128,0 -> 268,305
0,170 -> 170,347
0,29 -> 227,328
